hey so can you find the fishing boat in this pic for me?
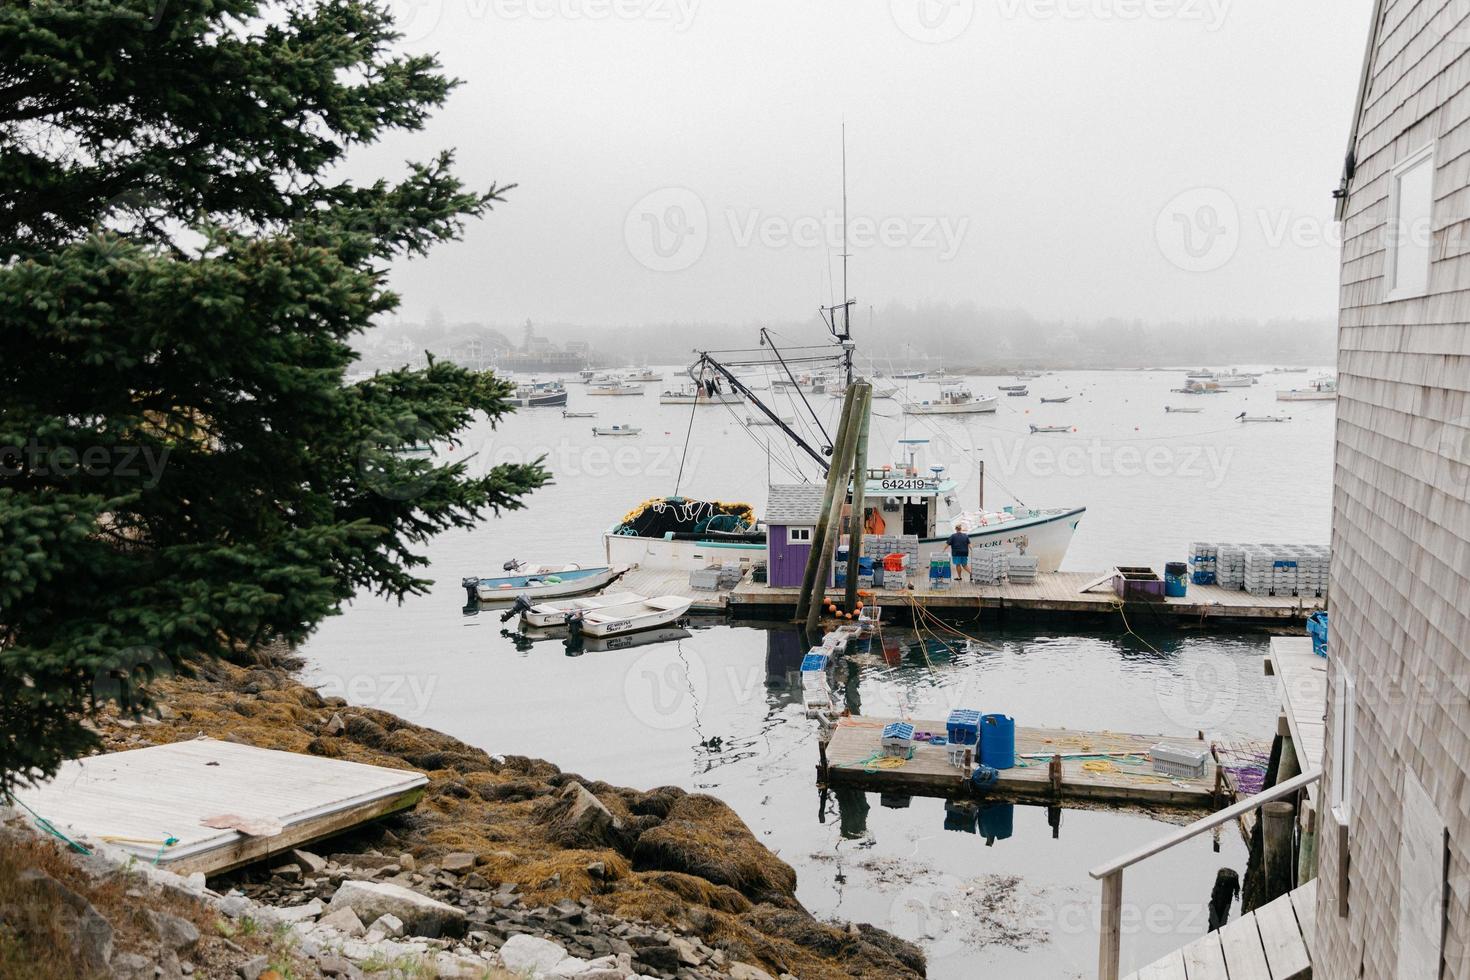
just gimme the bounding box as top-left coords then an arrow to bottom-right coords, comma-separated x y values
562,409 -> 597,418
997,384 -> 1028,392
902,384 -> 998,415
1040,396 -> 1072,404
572,595 -> 694,638
622,367 -> 662,383
1014,371 -> 1044,380
1165,405 -> 1203,413
1236,413 -> 1292,423
746,414 -> 797,426
1277,378 -> 1337,401
1174,380 -> 1224,394
587,380 -> 645,396
659,383 -> 743,406
464,563 -> 622,605
1186,368 -> 1216,379
1214,373 -> 1256,388
520,591 -> 647,628
1029,425 -> 1070,434
575,368 -> 602,384
593,425 -> 641,436
891,370 -> 927,380
508,380 -> 568,408
1006,388 -> 1028,397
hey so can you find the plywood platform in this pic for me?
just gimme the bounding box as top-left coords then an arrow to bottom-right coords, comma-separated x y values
1125,879 -> 1316,980
619,566 -> 731,613
14,738 -> 427,875
732,572 -> 1324,626
821,717 -> 1224,808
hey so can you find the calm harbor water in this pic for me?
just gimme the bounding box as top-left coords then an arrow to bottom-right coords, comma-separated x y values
303,367 -> 1334,978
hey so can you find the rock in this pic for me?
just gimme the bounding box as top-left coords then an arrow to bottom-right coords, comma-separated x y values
398,852 -> 416,872
218,894 -> 253,919
329,852 -> 400,871
236,956 -> 270,980
729,964 -> 776,980
548,957 -> 591,976
109,952 -> 154,979
17,869 -> 113,971
325,712 -> 345,735
431,952 -> 491,977
269,899 -> 323,924
270,864 -> 302,883
634,945 -> 681,972
584,861 -> 607,879
669,937 -> 703,966
184,872 -> 207,892
316,906 -> 365,937
440,852 -> 476,872
328,880 -> 466,938
289,849 -> 327,875
462,872 -> 490,890
499,934 -> 570,974
557,782 -> 622,843
317,956 -> 353,977
368,912 -> 405,937
147,909 -> 200,951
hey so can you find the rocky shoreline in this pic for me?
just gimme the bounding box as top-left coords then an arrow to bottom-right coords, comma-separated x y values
38,647 -> 926,979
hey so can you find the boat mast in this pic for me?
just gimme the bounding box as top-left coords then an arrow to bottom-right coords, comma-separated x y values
821,125 -> 855,385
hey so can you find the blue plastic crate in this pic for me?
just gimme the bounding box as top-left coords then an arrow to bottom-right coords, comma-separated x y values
946,709 -> 981,746
1307,611 -> 1328,658
1192,570 -> 1217,585
800,651 -> 829,672
881,722 -> 915,746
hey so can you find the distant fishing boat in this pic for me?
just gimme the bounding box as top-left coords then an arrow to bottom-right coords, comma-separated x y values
998,384 -> 1028,392
891,370 -> 926,380
1040,396 -> 1072,404
572,595 -> 694,638
1165,405 -> 1203,413
593,424 -> 641,436
1186,368 -> 1216,379
511,381 -> 569,407
1277,378 -> 1337,401
1006,388 -> 1028,397
1236,413 -> 1291,423
746,414 -> 796,426
902,384 -> 998,415
520,590 -> 647,628
621,367 -> 662,383
1029,424 -> 1070,434
1014,370 -> 1044,380
562,409 -> 597,418
659,383 -> 742,405
464,563 -> 621,605
587,380 -> 645,396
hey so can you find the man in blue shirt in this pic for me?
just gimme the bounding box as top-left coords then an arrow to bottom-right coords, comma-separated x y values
942,525 -> 972,582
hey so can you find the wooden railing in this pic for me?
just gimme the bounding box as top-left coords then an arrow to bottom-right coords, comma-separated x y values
1088,768 -> 1321,980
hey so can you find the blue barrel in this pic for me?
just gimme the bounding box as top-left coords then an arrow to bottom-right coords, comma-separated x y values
1164,561 -> 1188,597
980,713 -> 1016,770
978,803 -> 1014,841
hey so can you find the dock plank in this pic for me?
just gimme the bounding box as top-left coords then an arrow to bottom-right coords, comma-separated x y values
1289,879 -> 1318,954
822,717 -> 1219,807
1131,947 -> 1187,979
1254,891 -> 1313,979
1216,913 -> 1273,980
1179,929 -> 1229,980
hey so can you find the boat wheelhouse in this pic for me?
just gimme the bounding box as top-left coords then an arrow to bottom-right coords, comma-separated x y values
509,380 -> 568,407
901,384 -> 998,415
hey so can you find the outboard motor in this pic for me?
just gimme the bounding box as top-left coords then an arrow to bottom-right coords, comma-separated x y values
500,594 -> 533,624
462,576 -> 480,606
503,558 -> 525,572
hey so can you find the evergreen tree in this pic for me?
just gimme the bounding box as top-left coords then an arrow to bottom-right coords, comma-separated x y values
0,0 -> 547,790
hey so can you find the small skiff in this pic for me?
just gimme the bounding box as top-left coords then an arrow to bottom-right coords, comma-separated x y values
562,410 -> 597,418
521,591 -> 647,628
998,384 -> 1028,392
465,564 -> 621,604
593,425 -> 641,436
1040,396 -> 1072,404
1165,406 -> 1203,413
1029,424 -> 1070,434
574,594 -> 693,638
1236,413 -> 1291,423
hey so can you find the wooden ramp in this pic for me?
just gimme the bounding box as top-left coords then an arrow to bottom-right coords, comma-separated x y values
822,717 -> 1223,808
14,738 -> 427,875
1126,879 -> 1317,979
1266,637 -> 1326,800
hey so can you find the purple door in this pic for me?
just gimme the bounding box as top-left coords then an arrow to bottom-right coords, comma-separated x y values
769,525 -> 813,588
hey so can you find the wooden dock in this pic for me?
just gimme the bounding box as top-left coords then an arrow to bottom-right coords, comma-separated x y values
619,566 -> 729,614
1266,636 -> 1326,800
1125,878 -> 1316,979
820,716 -> 1226,808
732,572 -> 1324,627
13,738 -> 427,875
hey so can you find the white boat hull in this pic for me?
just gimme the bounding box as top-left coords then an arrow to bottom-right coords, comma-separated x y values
902,396 -> 998,415
659,394 -> 743,405
1276,390 -> 1337,401
474,566 -> 620,604
578,597 -> 693,637
605,532 -> 764,573
588,388 -> 645,396
522,590 -> 646,628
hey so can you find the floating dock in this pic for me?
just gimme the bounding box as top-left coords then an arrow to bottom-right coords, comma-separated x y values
819,716 -> 1226,809
13,738 -> 427,875
733,572 -> 1324,627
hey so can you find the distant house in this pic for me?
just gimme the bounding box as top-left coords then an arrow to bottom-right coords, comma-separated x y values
763,484 -> 826,588
1326,2 -> 1470,977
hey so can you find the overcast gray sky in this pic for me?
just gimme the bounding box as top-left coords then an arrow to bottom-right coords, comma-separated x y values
351,0 -> 1373,328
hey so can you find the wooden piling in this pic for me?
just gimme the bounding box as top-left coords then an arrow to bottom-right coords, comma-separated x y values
794,387 -> 859,624
803,392 -> 863,635
842,384 -> 872,612
1262,800 -> 1296,902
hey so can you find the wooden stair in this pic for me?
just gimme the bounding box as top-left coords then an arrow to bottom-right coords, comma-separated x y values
1125,879 -> 1316,980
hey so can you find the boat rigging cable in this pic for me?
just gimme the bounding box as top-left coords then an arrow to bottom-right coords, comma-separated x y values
758,328 -> 832,448
672,361 -> 705,496
688,350 -> 831,472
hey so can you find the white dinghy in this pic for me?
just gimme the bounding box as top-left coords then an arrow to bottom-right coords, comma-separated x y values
574,595 -> 693,638
520,591 -> 647,628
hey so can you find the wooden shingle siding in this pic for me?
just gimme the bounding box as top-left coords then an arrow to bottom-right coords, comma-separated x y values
1328,1 -> 1470,978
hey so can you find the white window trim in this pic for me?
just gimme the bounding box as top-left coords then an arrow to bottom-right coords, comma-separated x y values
786,526 -> 813,544
1331,669 -> 1356,826
1384,142 -> 1436,302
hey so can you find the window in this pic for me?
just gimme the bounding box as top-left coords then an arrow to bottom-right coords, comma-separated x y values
1331,670 -> 1356,822
787,526 -> 813,544
1387,144 -> 1435,299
